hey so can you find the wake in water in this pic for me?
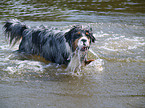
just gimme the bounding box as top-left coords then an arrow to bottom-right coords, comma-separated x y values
1,47 -> 104,77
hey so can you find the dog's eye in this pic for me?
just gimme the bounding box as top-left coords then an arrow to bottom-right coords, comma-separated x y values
85,32 -> 89,36
76,32 -> 81,37
78,32 -> 81,35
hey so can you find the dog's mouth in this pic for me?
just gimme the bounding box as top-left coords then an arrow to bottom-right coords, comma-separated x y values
80,46 -> 89,52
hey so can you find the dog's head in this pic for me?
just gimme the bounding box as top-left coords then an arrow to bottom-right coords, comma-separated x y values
65,25 -> 96,52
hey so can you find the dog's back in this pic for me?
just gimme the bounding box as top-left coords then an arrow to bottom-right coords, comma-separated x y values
3,19 -> 71,65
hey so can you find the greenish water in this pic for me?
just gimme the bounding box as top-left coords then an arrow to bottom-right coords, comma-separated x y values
0,0 -> 145,108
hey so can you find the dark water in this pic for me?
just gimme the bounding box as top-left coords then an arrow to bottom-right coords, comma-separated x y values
0,0 -> 145,108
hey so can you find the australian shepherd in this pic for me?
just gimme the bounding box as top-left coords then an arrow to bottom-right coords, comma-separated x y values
3,19 -> 96,71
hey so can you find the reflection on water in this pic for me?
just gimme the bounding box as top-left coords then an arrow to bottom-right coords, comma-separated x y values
0,0 -> 145,108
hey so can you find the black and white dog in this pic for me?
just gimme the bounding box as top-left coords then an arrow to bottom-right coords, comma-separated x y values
3,19 -> 96,70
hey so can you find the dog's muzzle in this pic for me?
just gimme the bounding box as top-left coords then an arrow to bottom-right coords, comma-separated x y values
78,37 -> 90,52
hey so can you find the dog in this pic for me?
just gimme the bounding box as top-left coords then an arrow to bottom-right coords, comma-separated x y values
3,19 -> 96,71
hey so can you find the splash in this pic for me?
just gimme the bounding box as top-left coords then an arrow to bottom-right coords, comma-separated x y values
5,60 -> 44,74
66,49 -> 84,73
66,48 -> 104,75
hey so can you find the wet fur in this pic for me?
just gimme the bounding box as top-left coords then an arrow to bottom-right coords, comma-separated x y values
3,19 -> 96,68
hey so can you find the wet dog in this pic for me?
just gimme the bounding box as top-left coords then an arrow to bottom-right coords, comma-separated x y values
3,19 -> 96,70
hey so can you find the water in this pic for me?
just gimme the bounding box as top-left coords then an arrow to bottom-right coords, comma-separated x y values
0,0 -> 145,108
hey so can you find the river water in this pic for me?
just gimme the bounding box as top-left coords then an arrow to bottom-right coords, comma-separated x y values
0,0 -> 145,108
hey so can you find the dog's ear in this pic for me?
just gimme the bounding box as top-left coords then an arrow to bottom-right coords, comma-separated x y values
65,25 -> 81,41
90,33 -> 96,43
89,27 -> 92,32
86,28 -> 96,43
65,27 -> 75,42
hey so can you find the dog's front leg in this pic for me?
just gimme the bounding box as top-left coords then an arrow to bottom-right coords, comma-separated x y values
85,59 -> 95,66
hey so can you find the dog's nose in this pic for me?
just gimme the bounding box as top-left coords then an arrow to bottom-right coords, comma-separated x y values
81,39 -> 87,46
81,39 -> 87,43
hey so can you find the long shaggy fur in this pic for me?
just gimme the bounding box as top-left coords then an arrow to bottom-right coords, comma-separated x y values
3,19 -> 96,68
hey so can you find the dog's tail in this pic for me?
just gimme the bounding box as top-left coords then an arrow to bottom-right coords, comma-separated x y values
3,19 -> 28,46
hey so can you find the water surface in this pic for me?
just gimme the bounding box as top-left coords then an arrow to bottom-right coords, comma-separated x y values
0,0 -> 145,108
